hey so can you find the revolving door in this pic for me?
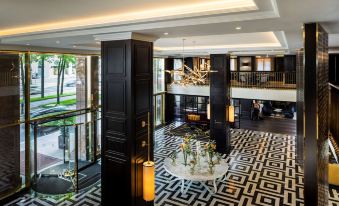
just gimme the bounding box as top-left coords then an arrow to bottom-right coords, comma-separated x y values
30,109 -> 101,195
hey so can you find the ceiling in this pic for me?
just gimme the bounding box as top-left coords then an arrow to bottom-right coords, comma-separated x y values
0,0 -> 339,56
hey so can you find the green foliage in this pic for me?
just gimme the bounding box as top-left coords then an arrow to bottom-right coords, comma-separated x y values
30,92 -> 75,102
56,54 -> 76,67
42,116 -> 76,127
30,53 -> 54,65
41,98 -> 76,108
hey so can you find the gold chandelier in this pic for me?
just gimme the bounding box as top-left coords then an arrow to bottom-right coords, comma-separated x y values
165,39 -> 216,86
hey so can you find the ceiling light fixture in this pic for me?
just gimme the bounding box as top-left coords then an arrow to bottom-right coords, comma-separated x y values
26,43 -> 30,46
73,45 -> 77,48
236,26 -> 242,30
165,38 -> 217,86
164,32 -> 169,36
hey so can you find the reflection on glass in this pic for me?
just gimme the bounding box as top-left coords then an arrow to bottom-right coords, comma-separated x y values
173,59 -> 183,81
0,52 -> 22,197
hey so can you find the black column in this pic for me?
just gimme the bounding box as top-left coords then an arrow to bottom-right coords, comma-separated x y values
164,58 -> 174,123
210,54 -> 231,154
101,39 -> 153,206
303,23 -> 329,206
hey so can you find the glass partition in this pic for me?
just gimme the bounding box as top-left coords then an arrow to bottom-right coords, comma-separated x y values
0,52 -> 23,198
0,51 -> 101,200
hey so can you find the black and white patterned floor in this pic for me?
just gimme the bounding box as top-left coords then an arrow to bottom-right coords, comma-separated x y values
154,122 -> 339,206
4,122 -> 339,206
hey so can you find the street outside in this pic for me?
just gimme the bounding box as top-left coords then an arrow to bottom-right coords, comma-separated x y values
20,71 -> 78,174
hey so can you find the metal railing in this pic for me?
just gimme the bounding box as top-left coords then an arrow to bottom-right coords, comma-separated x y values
231,71 -> 296,89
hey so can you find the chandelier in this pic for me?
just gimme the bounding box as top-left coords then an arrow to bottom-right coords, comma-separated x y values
165,39 -> 216,86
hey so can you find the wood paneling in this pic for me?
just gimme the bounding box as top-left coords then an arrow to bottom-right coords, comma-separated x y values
284,55 -> 296,72
303,23 -> 329,206
102,39 -> 153,206
210,54 -> 231,153
296,50 -> 304,164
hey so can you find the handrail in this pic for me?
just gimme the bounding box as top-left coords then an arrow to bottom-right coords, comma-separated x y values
0,120 -> 23,129
31,107 -> 100,124
153,91 -> 166,96
231,71 -> 296,89
329,83 -> 339,90
0,107 -> 101,129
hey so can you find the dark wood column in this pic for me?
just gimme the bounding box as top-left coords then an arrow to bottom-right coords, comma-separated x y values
303,23 -> 329,206
101,39 -> 153,206
210,54 -> 231,154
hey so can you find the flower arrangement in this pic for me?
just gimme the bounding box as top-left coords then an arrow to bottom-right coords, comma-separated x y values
179,133 -> 194,166
204,141 -> 217,163
170,150 -> 177,165
189,152 -> 198,174
204,141 -> 217,174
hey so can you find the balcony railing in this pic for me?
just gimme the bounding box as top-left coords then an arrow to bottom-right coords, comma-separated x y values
231,71 -> 296,89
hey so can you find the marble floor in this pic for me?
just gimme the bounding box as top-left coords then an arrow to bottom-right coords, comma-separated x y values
154,122 -> 339,206
4,122 -> 339,206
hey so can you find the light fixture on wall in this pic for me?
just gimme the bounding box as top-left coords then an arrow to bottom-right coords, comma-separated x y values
228,105 -> 235,123
142,112 -> 155,202
207,103 -> 234,123
207,102 -> 210,120
165,39 -> 217,86
242,62 -> 250,67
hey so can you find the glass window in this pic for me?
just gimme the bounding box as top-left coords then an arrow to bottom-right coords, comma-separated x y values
153,58 -> 165,94
173,59 -> 183,81
230,58 -> 237,71
256,58 -> 271,71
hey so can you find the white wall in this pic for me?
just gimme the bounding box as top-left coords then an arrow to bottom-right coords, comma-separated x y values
167,84 -> 296,102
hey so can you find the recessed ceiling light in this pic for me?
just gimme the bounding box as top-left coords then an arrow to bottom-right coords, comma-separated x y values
26,43 -> 30,46
164,32 -> 169,35
235,26 -> 242,30
73,45 -> 77,48
56,40 -> 60,44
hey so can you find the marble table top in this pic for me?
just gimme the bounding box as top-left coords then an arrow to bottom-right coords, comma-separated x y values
163,153 -> 228,182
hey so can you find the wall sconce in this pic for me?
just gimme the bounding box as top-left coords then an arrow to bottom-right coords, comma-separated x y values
207,103 -> 210,120
242,62 -> 250,67
141,112 -> 155,202
228,105 -> 235,123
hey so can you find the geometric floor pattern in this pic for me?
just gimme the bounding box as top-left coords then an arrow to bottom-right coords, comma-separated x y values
154,122 -> 339,206
4,122 -> 339,205
4,182 -> 101,206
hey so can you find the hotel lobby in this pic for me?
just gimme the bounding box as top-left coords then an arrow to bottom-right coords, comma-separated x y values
0,0 -> 339,206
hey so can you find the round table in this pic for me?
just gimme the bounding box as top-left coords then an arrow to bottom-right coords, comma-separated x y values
163,153 -> 228,194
